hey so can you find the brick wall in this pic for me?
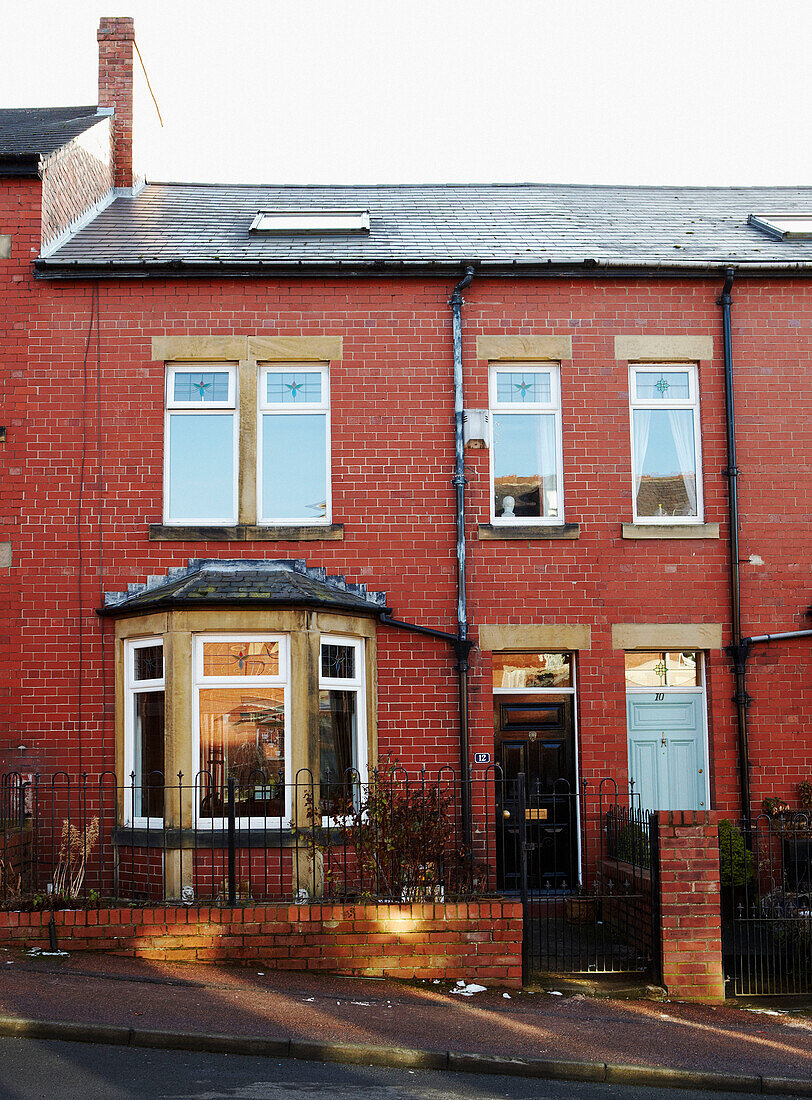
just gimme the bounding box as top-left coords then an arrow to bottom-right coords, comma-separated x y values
0,900 -> 523,986
656,810 -> 725,1001
0,272 -> 809,816
40,119 -> 113,249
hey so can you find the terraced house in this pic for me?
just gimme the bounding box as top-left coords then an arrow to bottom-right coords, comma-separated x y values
0,17 -> 809,1000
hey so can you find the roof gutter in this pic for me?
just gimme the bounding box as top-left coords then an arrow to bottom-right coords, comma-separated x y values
33,258 -> 812,280
0,154 -> 41,178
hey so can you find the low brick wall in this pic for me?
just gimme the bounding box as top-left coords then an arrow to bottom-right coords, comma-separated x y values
0,900 -> 523,987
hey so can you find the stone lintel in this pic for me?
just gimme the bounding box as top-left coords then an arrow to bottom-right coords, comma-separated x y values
476,335 -> 572,361
614,335 -> 713,362
611,623 -> 723,651
479,624 -> 591,652
478,523 -> 579,541
622,523 -> 719,540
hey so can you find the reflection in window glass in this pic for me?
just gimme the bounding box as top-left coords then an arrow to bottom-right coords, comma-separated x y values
319,689 -> 359,815
624,651 -> 699,687
167,413 -> 235,521
632,408 -> 697,518
493,652 -> 573,690
492,413 -> 558,519
260,412 -> 327,521
198,687 -> 286,819
202,640 -> 280,678
173,371 -> 230,403
134,691 -> 165,818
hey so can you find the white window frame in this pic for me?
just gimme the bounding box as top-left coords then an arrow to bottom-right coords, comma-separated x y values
163,363 -> 239,526
257,362 -> 332,526
192,633 -> 291,828
628,362 -> 704,525
624,651 -> 710,809
123,637 -> 165,829
488,362 -> 565,526
319,634 -> 367,823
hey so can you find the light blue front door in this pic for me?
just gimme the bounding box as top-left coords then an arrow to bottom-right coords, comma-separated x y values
626,693 -> 708,811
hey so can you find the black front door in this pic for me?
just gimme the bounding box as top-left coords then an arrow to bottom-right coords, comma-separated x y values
495,695 -> 577,891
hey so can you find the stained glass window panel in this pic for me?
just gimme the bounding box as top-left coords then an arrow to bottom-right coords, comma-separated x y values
635,371 -> 691,401
167,413 -> 234,521
260,413 -> 327,521
173,371 -> 230,403
202,640 -> 280,678
266,371 -> 323,404
198,687 -> 286,818
496,371 -> 552,404
134,645 -> 163,682
321,643 -> 355,680
492,652 -> 573,690
493,413 -> 558,519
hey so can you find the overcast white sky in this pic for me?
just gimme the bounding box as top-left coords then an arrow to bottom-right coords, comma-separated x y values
2,0 -> 811,187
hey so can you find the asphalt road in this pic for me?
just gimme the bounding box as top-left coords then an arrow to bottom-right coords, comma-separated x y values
0,1039 -> 808,1100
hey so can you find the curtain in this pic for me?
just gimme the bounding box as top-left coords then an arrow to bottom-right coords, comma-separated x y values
537,414 -> 558,517
667,409 -> 698,516
632,408 -> 652,507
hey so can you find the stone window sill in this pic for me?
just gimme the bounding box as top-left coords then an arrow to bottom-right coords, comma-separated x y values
621,523 -> 719,540
477,523 -> 580,541
149,524 -> 344,542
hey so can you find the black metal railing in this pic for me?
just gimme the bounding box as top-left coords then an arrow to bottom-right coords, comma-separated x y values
720,813 -> 812,996
0,767 -> 506,910
512,776 -> 658,977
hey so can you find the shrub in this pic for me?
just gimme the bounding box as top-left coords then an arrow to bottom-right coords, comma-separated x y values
718,818 -> 753,888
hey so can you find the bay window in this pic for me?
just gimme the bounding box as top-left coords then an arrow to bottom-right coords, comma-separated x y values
124,638 -> 165,824
629,364 -> 703,523
193,635 -> 290,824
319,636 -> 367,816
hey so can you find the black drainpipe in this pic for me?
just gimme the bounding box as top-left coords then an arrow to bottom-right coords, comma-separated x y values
450,265 -> 476,849
718,268 -> 752,825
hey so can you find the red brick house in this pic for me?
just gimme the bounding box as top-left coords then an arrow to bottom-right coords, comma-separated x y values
1,19 -> 810,945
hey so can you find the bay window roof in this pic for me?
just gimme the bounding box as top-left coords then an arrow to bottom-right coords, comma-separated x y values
99,559 -> 389,618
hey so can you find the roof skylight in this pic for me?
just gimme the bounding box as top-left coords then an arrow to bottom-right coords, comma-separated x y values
249,209 -> 370,235
748,213 -> 812,240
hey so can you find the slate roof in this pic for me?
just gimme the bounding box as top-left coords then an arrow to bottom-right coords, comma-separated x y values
37,181 -> 812,275
99,558 -> 389,617
0,107 -> 103,168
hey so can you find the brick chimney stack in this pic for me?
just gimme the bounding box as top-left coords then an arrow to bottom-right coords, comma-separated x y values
97,16 -> 135,190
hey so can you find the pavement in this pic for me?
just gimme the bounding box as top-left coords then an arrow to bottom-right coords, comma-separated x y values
1,947 -> 811,1094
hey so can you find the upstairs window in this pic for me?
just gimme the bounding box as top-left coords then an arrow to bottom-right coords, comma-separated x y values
489,363 -> 564,524
748,213 -> 812,240
164,365 -> 238,525
258,363 -> 331,525
249,209 -> 370,234
629,364 -> 703,523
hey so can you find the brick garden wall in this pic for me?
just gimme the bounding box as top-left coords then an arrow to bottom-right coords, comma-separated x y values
0,900 -> 523,986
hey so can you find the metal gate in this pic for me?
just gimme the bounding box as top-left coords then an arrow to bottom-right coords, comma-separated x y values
512,776 -> 659,978
721,815 -> 812,996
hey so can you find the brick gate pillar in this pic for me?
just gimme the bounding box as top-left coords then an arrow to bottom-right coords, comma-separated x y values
655,810 -> 725,1002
